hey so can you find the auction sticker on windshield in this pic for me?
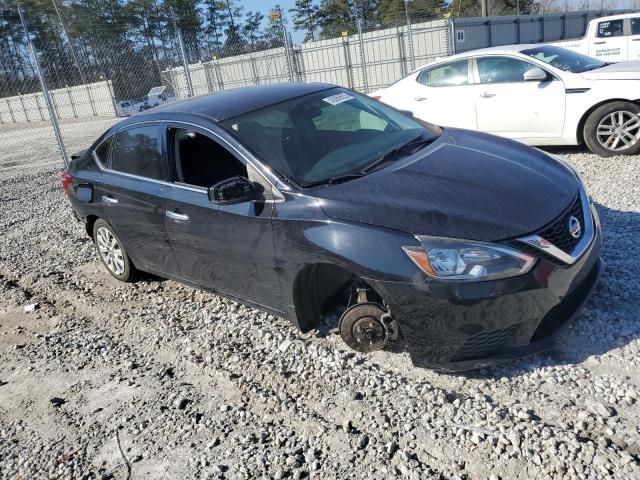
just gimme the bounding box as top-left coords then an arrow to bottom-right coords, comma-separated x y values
323,92 -> 354,105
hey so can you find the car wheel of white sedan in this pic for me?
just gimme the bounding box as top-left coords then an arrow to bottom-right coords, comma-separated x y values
584,101 -> 640,157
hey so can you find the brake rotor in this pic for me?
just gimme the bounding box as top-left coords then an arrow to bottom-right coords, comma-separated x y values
339,303 -> 389,353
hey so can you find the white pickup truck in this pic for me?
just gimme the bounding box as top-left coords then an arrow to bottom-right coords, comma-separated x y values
550,12 -> 640,62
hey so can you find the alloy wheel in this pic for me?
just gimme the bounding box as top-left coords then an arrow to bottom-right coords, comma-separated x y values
96,226 -> 125,276
596,110 -> 640,152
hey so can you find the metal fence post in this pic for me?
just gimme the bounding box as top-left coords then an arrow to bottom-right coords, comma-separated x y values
18,94 -> 29,122
34,93 -> 45,120
173,10 -> 194,97
404,3 -> 415,71
449,19 -> 456,55
67,86 -> 78,118
397,28 -> 407,77
6,99 -> 16,123
18,6 -> 68,166
342,36 -> 354,89
356,19 -> 369,93
250,56 -> 259,85
282,24 -> 295,82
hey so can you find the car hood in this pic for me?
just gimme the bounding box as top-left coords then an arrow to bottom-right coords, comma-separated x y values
580,61 -> 640,80
311,129 -> 579,241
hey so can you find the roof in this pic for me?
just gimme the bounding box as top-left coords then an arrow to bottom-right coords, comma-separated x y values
141,82 -> 335,122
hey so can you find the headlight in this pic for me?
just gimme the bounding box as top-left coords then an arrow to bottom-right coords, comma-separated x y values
402,236 -> 536,281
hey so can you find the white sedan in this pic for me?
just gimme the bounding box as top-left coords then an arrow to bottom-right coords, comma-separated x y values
371,45 -> 640,157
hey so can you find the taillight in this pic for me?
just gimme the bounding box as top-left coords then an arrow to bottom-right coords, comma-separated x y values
371,95 -> 382,101
61,171 -> 72,194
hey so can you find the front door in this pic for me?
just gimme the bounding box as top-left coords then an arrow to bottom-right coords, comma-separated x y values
474,56 -> 566,139
160,125 -> 282,311
98,124 -> 179,275
589,18 -> 627,62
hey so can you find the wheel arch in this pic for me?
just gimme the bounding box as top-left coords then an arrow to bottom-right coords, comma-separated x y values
85,214 -> 99,239
291,262 -> 384,333
577,98 -> 640,144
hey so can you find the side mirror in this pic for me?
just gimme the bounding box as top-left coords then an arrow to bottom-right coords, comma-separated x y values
208,176 -> 256,205
523,68 -> 548,82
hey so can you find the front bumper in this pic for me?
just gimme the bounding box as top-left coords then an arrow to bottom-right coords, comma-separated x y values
368,214 -> 603,371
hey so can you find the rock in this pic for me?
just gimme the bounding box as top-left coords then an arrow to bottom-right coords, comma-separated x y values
278,340 -> 293,352
23,303 -> 38,313
49,397 -> 66,408
588,403 -> 617,418
173,397 -> 190,410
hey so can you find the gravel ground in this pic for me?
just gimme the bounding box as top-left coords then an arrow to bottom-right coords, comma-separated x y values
0,118 -> 639,480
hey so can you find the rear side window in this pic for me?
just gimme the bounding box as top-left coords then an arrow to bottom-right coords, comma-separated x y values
111,126 -> 164,180
597,20 -> 624,38
417,60 -> 468,87
632,17 -> 640,35
93,137 -> 112,167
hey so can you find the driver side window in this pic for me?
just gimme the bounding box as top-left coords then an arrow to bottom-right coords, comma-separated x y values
169,128 -> 247,188
477,56 -> 540,84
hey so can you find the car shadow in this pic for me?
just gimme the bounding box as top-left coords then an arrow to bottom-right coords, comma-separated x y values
402,201 -> 640,378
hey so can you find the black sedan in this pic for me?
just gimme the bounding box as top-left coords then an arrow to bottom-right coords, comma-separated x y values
62,83 -> 602,370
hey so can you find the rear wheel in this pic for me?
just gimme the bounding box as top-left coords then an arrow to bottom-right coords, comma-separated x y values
584,101 -> 640,157
93,219 -> 135,282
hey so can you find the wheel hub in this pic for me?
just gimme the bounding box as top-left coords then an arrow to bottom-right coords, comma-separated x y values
339,303 -> 396,353
597,110 -> 640,152
96,226 -> 125,275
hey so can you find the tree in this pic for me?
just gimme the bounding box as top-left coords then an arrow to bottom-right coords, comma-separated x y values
222,0 -> 243,53
317,0 -> 353,38
289,0 -> 320,42
204,0 -> 227,55
378,0 -> 446,25
243,11 -> 264,49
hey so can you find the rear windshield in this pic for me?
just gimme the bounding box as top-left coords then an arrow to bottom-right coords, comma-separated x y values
521,45 -> 606,73
220,88 -> 439,186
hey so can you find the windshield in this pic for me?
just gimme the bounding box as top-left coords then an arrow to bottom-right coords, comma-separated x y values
521,45 -> 606,73
220,88 -> 440,186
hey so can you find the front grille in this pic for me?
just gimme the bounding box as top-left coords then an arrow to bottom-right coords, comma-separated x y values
451,323 -> 521,362
537,195 -> 585,254
531,261 -> 599,341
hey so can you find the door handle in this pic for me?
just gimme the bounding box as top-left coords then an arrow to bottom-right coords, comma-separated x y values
480,91 -> 496,98
101,195 -> 118,204
165,210 -> 189,222
594,41 -> 606,44
414,96 -> 428,102
632,38 -> 640,42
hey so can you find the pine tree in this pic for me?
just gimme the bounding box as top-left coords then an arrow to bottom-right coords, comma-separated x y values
289,0 -> 320,42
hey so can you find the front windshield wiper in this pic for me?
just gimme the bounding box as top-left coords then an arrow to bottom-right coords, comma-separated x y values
361,135 -> 433,174
301,173 -> 365,188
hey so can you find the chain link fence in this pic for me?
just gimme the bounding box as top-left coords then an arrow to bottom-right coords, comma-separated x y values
0,4 -> 632,172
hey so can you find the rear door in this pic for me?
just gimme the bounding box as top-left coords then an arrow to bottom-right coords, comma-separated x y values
97,123 -> 179,275
589,18 -> 627,61
474,55 -> 565,139
161,124 -> 282,310
629,16 -> 640,61
399,59 -> 477,130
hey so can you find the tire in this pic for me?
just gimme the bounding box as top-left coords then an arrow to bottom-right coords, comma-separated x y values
583,101 -> 640,157
93,219 -> 135,282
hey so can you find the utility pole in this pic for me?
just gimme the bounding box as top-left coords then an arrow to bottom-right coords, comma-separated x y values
481,0 -> 488,17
